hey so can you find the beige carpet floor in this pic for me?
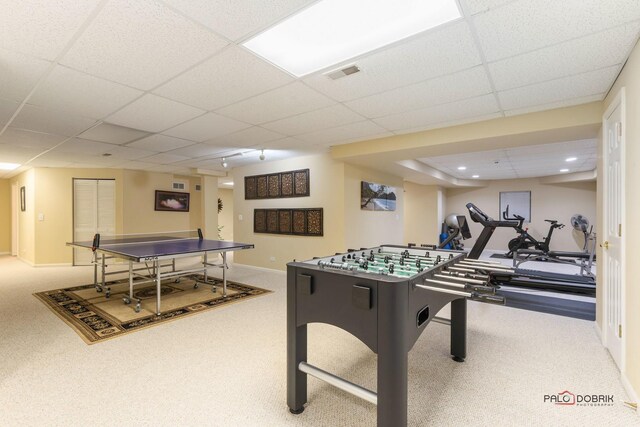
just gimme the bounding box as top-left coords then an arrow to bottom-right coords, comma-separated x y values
0,255 -> 638,426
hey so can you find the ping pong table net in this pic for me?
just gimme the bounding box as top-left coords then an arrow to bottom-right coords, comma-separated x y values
91,228 -> 204,251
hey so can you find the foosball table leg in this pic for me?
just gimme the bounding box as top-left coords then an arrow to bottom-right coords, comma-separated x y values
287,271 -> 308,415
450,298 -> 467,362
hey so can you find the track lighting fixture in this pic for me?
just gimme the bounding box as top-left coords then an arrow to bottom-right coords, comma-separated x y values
259,150 -> 265,161
221,157 -> 228,168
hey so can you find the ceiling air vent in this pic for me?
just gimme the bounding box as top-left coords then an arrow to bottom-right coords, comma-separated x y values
325,64 -> 360,80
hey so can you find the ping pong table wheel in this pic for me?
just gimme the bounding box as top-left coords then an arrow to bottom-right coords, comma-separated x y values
135,303 -> 141,313
123,297 -> 131,305
193,282 -> 199,289
211,286 -> 217,293
96,287 -> 103,293
105,289 -> 111,298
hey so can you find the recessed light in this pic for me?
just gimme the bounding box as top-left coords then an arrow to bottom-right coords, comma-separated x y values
457,166 -> 467,170
565,157 -> 577,162
243,0 -> 461,77
0,162 -> 21,170
560,168 -> 569,172
472,175 -> 479,178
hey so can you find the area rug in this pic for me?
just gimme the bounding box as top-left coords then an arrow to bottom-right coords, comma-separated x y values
34,275 -> 271,344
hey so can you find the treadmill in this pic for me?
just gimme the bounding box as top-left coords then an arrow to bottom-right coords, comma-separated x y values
465,203 -> 596,295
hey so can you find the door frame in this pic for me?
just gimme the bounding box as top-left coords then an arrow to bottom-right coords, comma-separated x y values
601,87 -> 626,372
11,182 -> 18,256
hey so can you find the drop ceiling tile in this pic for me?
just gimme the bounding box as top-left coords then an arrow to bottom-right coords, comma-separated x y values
127,134 -> 196,152
0,127 -> 67,149
0,48 -> 52,102
165,143 -> 221,158
28,158 -> 74,168
0,0 -> 100,60
297,120 -> 391,145
140,153 -> 190,164
474,0 -> 640,62
0,98 -> 19,128
161,0 -> 315,42
205,126 -> 284,148
154,46 -> 294,110
163,112 -> 251,142
303,21 -> 482,102
60,0 -> 228,90
498,67 -> 616,111
262,104 -> 365,136
52,138 -> 114,155
489,23 -> 640,91
374,94 -> 499,132
28,66 -> 144,119
105,94 -> 205,133
76,123 -> 149,145
11,104 -> 97,136
0,144 -> 45,163
503,93 -> 604,117
345,66 -> 492,119
462,0 -> 515,15
118,161 -> 160,171
216,82 -> 335,124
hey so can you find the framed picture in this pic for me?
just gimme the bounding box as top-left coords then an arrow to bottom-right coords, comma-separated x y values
20,186 -> 25,212
154,190 -> 190,212
360,181 -> 397,211
499,191 -> 531,222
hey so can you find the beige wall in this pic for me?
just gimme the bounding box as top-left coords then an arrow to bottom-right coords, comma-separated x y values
233,153 -> 345,270
446,178 -> 597,252
218,188 -> 234,240
33,168 -> 125,265
122,170 -> 201,234
0,179 -> 10,254
10,169 -> 35,264
403,182 -> 441,245
604,39 -> 640,399
7,168 -> 205,265
343,163 -> 404,249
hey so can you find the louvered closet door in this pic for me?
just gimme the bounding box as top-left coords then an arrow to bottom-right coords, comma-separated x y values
73,179 -> 115,265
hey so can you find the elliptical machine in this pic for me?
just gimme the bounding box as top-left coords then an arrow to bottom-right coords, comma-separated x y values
502,205 -> 564,258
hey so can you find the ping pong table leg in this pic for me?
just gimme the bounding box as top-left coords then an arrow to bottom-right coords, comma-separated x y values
204,252 -> 208,284
93,251 -> 98,291
222,252 -> 227,297
155,260 -> 162,316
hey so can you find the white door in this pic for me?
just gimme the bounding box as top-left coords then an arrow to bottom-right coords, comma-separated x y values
73,179 -> 115,265
602,90 -> 625,370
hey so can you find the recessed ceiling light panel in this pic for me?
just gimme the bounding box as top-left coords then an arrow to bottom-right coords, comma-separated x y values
457,166 -> 466,170
0,162 -> 21,170
565,157 -> 577,162
560,168 -> 569,172
243,0 -> 461,77
472,174 -> 479,178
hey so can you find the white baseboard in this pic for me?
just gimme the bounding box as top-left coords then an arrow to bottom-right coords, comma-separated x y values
0,251 -> 9,256
17,256 -> 72,267
35,263 -> 73,267
621,374 -> 639,411
594,322 -> 602,342
233,262 -> 285,274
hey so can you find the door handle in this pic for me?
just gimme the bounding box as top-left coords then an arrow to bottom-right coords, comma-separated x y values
600,241 -> 609,249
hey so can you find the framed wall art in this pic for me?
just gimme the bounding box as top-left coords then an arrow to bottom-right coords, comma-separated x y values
254,208 -> 323,236
154,190 -> 190,212
245,169 -> 309,199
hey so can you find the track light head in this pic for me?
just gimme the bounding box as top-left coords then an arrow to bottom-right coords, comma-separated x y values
221,157 -> 228,168
259,150 -> 265,161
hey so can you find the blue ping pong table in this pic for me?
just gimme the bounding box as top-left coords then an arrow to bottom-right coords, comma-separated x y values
67,230 -> 254,315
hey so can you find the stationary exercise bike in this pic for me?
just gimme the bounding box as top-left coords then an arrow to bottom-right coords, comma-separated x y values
502,205 -> 564,258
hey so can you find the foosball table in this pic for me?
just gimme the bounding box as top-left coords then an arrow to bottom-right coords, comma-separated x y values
287,245 -> 506,426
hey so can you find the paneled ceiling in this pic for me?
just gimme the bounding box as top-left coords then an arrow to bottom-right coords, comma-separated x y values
418,139 -> 598,180
1,0 -> 639,179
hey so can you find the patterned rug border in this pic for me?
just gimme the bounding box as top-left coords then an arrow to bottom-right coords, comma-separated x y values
34,277 -> 272,345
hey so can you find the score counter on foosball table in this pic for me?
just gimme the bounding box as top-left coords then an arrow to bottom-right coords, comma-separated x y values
286,245 -> 506,427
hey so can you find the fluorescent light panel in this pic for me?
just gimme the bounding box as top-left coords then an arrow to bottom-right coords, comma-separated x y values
243,0 -> 461,77
0,162 -> 21,170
